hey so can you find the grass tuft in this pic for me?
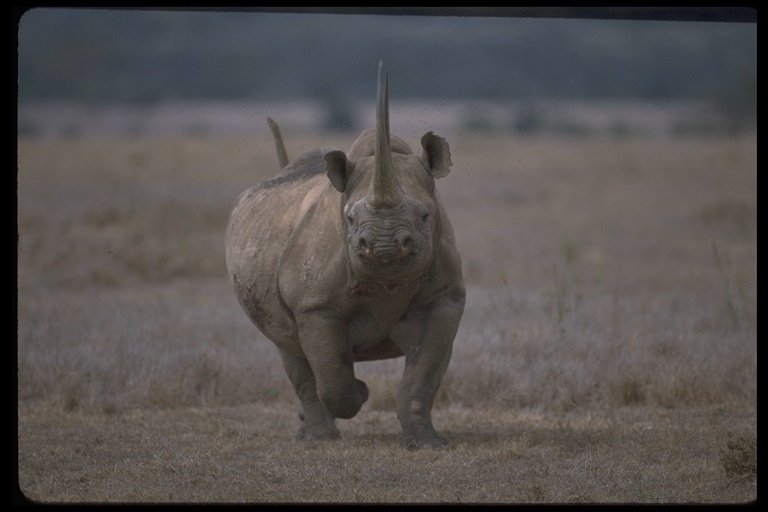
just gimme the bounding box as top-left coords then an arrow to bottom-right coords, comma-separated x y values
720,431 -> 757,479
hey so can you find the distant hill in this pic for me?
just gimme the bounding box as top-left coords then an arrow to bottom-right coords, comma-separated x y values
17,8 -> 755,113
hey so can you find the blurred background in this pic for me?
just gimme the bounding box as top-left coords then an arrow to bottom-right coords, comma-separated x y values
17,7 -> 756,139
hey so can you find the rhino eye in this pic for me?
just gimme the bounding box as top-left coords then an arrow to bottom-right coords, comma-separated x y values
420,211 -> 430,223
346,214 -> 355,226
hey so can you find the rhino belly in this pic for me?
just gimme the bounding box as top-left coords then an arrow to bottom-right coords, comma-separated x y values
352,338 -> 404,361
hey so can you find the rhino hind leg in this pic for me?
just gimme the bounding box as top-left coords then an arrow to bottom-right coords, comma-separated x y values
278,348 -> 341,441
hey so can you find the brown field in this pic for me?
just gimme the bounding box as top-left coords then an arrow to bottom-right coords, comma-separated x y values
16,131 -> 756,503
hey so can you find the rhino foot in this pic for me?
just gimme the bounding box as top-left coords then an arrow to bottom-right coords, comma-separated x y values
296,408 -> 340,441
402,431 -> 449,450
296,422 -> 341,441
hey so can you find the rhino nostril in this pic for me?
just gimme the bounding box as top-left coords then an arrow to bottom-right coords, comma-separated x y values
400,236 -> 413,256
358,237 -> 374,259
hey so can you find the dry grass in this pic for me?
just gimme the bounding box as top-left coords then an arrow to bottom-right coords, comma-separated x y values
16,131 -> 756,503
17,403 -> 756,503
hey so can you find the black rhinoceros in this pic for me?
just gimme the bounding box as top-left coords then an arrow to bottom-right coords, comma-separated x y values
225,62 -> 465,449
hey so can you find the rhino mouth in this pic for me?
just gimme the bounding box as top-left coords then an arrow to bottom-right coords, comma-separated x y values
353,248 -> 422,277
359,240 -> 412,264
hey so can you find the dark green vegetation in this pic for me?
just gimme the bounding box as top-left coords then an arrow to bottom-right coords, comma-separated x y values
17,132 -> 755,503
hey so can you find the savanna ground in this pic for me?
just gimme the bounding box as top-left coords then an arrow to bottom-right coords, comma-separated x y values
16,127 -> 756,503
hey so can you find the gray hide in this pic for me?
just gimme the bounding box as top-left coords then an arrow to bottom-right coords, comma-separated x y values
225,62 -> 465,449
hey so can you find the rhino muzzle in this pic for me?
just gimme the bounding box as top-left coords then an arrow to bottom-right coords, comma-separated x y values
357,231 -> 414,264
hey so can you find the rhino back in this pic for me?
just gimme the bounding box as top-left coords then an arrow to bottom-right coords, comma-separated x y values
259,147 -> 336,189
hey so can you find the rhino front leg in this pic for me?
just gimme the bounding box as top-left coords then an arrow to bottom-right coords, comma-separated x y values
277,348 -> 340,441
394,291 -> 465,450
296,312 -> 369,420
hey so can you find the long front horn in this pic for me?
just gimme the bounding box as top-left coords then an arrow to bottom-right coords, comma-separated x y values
367,61 -> 402,209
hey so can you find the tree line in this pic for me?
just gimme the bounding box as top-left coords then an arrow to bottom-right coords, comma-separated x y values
17,8 -> 755,117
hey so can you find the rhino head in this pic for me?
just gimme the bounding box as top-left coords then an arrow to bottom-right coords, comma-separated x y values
324,62 -> 452,282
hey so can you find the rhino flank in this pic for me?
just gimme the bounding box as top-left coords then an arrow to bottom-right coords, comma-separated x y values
225,62 -> 465,449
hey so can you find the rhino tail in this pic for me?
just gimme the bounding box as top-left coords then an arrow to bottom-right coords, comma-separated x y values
267,117 -> 290,168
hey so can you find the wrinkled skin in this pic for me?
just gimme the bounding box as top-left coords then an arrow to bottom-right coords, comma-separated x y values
225,66 -> 464,449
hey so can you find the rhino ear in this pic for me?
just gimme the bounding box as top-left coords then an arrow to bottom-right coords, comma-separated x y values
325,150 -> 354,192
420,132 -> 452,179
